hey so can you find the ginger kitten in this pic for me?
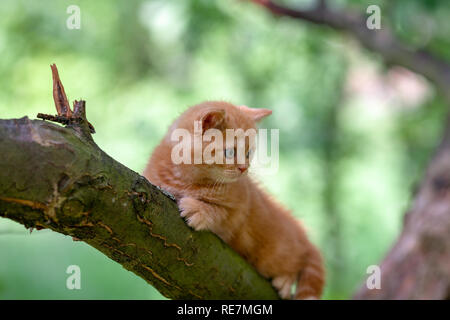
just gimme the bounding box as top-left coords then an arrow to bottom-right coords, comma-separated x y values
143,101 -> 325,299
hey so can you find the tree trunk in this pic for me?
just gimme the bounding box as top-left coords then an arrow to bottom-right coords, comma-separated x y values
252,0 -> 450,299
354,119 -> 450,299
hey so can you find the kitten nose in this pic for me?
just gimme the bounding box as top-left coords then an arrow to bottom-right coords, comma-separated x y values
238,167 -> 247,173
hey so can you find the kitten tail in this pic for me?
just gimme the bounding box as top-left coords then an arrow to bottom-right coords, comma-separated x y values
295,247 -> 325,299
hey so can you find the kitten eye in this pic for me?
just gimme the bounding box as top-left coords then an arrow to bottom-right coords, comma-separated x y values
225,148 -> 235,159
246,149 -> 253,158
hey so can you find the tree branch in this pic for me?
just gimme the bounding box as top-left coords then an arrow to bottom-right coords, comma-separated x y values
251,0 -> 450,100
0,117 -> 278,299
0,65 -> 278,300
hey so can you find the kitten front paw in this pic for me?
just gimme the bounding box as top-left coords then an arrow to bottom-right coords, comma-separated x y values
178,197 -> 210,231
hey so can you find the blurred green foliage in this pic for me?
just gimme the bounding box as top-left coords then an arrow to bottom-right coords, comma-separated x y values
1,0 -> 450,299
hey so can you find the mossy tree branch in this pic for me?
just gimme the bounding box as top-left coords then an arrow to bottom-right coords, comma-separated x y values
0,117 -> 278,299
0,65 -> 278,300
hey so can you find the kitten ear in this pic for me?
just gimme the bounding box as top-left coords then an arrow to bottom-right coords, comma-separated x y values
239,105 -> 272,122
201,109 -> 225,131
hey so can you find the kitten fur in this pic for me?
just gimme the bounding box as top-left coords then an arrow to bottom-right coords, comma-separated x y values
143,101 -> 325,299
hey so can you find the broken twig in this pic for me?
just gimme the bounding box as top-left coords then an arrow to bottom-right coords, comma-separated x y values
37,64 -> 95,134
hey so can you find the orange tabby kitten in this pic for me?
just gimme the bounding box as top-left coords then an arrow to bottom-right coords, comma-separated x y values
143,101 -> 325,299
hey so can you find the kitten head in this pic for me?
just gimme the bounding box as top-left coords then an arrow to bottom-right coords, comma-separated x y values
168,101 -> 272,184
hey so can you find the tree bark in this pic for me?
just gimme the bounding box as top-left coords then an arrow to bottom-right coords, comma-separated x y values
0,116 -> 278,300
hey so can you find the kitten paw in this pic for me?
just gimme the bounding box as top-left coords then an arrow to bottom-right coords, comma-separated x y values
272,275 -> 295,300
178,197 -> 210,231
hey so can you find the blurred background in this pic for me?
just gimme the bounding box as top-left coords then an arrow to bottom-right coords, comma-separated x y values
1,0 -> 450,299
